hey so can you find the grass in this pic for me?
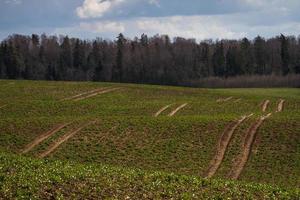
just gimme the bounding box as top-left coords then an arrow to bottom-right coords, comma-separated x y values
0,152 -> 299,199
0,79 -> 299,198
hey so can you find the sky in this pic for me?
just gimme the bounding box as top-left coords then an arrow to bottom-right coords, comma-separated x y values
1,0 -> 300,41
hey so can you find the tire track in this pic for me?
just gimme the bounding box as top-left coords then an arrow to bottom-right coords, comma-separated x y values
276,99 -> 285,112
168,103 -> 188,117
38,121 -> 96,158
234,98 -> 241,103
60,88 -> 105,101
154,104 -> 172,117
261,100 -> 270,112
0,104 -> 7,109
228,113 -> 272,180
73,87 -> 121,101
217,97 -> 233,103
205,114 -> 253,178
21,123 -> 71,154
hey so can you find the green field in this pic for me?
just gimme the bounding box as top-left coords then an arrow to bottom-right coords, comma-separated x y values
0,80 -> 299,199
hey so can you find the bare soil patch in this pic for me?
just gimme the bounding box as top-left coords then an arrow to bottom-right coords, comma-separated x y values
154,104 -> 172,117
168,103 -> 188,116
38,121 -> 96,158
205,114 -> 253,178
228,113 -> 272,180
61,88 -> 104,101
21,123 -> 71,154
0,104 -> 7,109
217,97 -> 233,102
73,88 -> 121,101
261,100 -> 270,112
276,99 -> 285,112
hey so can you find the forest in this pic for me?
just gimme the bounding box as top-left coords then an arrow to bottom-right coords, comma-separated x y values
0,33 -> 299,86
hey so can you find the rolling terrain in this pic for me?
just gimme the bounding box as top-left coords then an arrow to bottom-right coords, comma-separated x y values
0,80 -> 299,199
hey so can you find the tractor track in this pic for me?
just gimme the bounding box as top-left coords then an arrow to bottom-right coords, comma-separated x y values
228,113 -> 272,180
154,104 -> 172,117
168,103 -> 188,116
73,87 -> 121,101
60,88 -> 105,101
21,123 -> 71,154
38,121 -> 95,158
205,114 -> 253,178
276,99 -> 285,112
261,100 -> 270,112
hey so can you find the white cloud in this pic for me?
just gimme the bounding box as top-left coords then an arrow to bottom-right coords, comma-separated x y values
148,0 -> 160,7
79,21 -> 125,33
135,15 -> 246,40
76,0 -> 125,19
237,0 -> 300,11
4,0 -> 22,5
51,12 -> 300,41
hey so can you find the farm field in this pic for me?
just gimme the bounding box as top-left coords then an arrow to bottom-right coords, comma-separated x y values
0,79 -> 299,199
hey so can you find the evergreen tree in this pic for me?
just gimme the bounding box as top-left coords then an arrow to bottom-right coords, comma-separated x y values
73,39 -> 85,69
280,34 -> 290,75
58,36 -> 72,80
112,33 -> 125,82
93,60 -> 103,81
226,46 -> 240,77
5,42 -> 23,79
212,42 -> 225,77
254,36 -> 266,75
240,38 -> 253,75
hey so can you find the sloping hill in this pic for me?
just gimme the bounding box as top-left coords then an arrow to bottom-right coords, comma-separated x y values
0,152 -> 299,199
0,80 -> 299,198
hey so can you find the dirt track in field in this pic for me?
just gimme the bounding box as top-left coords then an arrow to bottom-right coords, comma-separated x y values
21,123 -> 70,154
154,104 -> 172,117
61,88 -> 104,101
168,103 -> 188,116
217,97 -> 233,102
261,100 -> 270,112
205,114 -> 253,178
228,113 -> 272,180
0,104 -> 7,109
38,121 -> 95,158
234,98 -> 241,103
73,87 -> 121,101
277,99 -> 285,112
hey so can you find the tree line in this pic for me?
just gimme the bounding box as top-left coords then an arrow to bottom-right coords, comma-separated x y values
0,33 -> 299,85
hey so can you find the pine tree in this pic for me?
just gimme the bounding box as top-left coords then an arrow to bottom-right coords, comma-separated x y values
254,36 -> 266,75
112,33 -> 125,82
280,34 -> 290,75
240,38 -> 253,75
58,36 -> 72,80
212,42 -> 225,77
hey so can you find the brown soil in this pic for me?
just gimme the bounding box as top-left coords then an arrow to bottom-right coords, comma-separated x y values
154,104 -> 172,117
276,99 -> 285,112
205,114 -> 253,178
73,88 -> 121,101
38,121 -> 95,158
168,103 -> 188,116
61,88 -> 104,101
217,97 -> 233,102
0,104 -> 7,109
21,123 -> 70,154
261,100 -> 270,112
234,98 -> 242,103
228,113 -> 272,180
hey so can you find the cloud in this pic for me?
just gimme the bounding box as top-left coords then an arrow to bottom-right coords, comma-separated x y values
79,21 -> 125,33
148,0 -> 160,7
135,15 -> 247,40
4,0 -> 22,5
76,0 -> 125,19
